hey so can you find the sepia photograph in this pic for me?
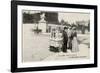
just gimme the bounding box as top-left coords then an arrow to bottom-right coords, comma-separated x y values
11,1 -> 97,72
22,10 -> 90,62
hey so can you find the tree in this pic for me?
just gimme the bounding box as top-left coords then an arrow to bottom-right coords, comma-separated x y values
60,19 -> 65,25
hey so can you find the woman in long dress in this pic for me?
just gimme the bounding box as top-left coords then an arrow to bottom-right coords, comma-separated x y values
72,27 -> 79,52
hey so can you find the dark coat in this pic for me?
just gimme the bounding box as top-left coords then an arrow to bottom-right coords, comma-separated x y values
62,30 -> 68,52
71,31 -> 77,40
62,30 -> 68,42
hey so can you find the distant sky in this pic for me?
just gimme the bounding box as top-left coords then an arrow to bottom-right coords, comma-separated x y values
58,12 -> 90,24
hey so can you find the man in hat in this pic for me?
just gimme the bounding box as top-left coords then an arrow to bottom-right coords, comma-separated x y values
62,27 -> 68,52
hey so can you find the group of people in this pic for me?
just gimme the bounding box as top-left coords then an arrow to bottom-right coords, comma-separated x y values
62,26 -> 79,53
50,26 -> 79,53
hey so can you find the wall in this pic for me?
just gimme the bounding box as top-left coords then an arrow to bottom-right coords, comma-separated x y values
0,0 -> 99,73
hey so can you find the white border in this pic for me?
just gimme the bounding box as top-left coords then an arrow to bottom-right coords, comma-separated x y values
18,5 -> 94,68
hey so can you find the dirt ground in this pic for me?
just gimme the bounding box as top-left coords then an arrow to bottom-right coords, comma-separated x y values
22,24 -> 90,62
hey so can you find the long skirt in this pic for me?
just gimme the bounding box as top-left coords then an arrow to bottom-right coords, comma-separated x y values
72,37 -> 79,52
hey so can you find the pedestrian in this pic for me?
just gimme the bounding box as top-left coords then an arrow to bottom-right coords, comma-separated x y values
62,27 -> 68,52
71,27 -> 79,52
67,26 -> 72,50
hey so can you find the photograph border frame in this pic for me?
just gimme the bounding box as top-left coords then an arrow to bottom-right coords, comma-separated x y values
11,1 -> 97,72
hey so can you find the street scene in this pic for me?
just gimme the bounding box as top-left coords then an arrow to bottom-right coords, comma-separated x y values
22,10 -> 90,62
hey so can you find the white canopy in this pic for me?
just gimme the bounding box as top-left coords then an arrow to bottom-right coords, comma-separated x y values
58,12 -> 90,24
